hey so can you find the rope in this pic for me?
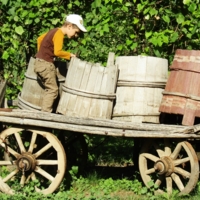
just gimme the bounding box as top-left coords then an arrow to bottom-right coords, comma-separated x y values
117,80 -> 166,88
162,91 -> 200,101
17,93 -> 41,110
62,85 -> 116,100
112,113 -> 160,117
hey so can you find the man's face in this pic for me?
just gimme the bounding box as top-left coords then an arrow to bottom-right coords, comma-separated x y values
66,25 -> 80,38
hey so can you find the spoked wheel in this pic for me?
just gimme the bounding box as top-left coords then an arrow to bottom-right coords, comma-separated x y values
58,131 -> 88,174
0,126 -> 66,195
139,139 -> 199,195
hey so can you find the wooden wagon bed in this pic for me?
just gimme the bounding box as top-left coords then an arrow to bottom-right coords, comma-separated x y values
0,109 -> 200,138
0,108 -> 200,196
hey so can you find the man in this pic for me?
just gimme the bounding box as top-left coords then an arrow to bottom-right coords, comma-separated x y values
34,14 -> 87,112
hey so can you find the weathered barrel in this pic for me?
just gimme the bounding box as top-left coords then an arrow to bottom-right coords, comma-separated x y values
18,57 -> 67,111
112,55 -> 168,123
0,80 -> 6,107
56,53 -> 118,119
159,49 -> 200,126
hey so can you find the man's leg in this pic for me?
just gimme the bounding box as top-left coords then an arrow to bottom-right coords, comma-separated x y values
34,60 -> 58,112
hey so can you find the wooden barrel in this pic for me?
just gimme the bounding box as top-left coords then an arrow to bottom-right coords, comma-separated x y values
0,80 -> 6,107
159,49 -> 200,126
56,53 -> 118,119
18,57 -> 67,111
112,55 -> 168,123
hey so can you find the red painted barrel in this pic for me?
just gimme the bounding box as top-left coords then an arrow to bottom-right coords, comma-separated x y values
159,49 -> 200,125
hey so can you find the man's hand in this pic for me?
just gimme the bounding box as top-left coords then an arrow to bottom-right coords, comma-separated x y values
70,53 -> 76,58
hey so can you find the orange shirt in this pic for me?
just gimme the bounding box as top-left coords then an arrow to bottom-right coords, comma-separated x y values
36,28 -> 71,62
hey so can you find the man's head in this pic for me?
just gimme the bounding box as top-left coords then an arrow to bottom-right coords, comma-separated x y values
62,14 -> 87,38
66,14 -> 87,32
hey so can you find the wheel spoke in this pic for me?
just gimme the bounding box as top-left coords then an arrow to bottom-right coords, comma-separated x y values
3,169 -> 19,182
174,167 -> 191,179
28,131 -> 37,153
156,149 -> 165,158
164,139 -> 171,156
25,174 -> 31,184
31,172 -> 37,181
154,189 -> 164,195
171,173 -> 184,191
20,174 -> 26,186
142,153 -> 160,162
33,143 -> 52,158
174,157 -> 190,166
171,143 -> 182,160
30,172 -> 42,193
14,132 -> 26,153
35,166 -> 54,182
0,143 -> 20,158
155,177 -> 162,187
166,177 -> 172,194
0,160 -> 15,165
153,176 -> 165,194
36,160 -> 58,165
153,143 -> 165,157
165,147 -> 171,156
145,168 -> 155,175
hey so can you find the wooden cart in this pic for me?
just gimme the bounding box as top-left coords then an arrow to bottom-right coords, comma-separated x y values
0,108 -> 200,196
0,53 -> 200,196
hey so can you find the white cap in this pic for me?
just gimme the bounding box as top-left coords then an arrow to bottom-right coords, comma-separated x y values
66,14 -> 87,32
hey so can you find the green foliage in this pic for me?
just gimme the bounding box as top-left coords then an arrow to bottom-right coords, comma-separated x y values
0,0 -> 65,99
1,0 -> 200,98
56,171 -> 143,199
0,166 -> 10,178
85,135 -> 134,167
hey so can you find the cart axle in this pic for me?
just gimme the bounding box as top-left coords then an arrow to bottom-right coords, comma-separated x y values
16,153 -> 36,171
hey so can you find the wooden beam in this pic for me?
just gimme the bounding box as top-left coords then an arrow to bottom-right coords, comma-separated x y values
0,115 -> 199,138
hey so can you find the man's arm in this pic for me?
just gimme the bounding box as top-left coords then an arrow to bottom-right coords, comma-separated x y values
53,30 -> 71,60
37,33 -> 47,51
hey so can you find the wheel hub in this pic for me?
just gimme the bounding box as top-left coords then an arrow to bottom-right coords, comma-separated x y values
16,153 -> 36,171
154,156 -> 174,176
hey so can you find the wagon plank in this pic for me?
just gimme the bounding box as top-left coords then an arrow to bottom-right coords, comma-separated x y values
0,110 -> 190,130
0,110 -> 199,136
0,116 -> 199,138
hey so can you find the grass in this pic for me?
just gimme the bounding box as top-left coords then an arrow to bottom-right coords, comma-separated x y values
1,168 -> 200,200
